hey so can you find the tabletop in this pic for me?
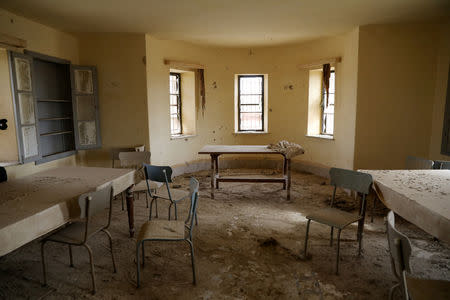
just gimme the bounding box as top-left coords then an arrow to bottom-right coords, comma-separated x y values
198,145 -> 283,155
362,169 -> 450,243
0,167 -> 137,256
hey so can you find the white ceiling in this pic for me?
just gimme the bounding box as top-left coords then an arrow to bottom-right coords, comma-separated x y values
0,0 -> 448,47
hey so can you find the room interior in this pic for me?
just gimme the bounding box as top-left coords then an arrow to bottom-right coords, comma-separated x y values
0,0 -> 449,299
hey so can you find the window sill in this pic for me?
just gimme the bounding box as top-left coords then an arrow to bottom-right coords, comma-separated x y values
170,134 -> 197,140
306,134 -> 334,140
234,131 -> 270,135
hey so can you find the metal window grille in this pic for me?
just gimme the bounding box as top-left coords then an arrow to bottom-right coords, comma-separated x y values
169,73 -> 182,135
238,75 -> 264,131
321,71 -> 335,135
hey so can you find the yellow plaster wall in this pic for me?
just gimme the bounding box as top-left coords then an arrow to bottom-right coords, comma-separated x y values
0,9 -> 79,179
354,23 -> 440,170
429,23 -> 450,161
76,33 -> 149,167
146,29 -> 359,168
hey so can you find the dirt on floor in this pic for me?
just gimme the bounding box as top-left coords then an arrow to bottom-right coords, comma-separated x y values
1,169 -> 449,300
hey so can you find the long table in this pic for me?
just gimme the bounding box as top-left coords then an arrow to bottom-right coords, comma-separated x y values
362,169 -> 450,244
198,145 -> 293,200
0,167 -> 138,256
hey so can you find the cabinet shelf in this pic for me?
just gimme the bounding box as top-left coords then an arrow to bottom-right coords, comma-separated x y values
39,117 -> 72,121
37,99 -> 71,103
40,130 -> 73,137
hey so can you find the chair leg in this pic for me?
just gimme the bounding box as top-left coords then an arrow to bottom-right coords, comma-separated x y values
41,241 -> 48,286
335,229 -> 341,275
330,227 -> 334,247
149,197 -> 155,220
358,220 -> 364,256
102,229 -> 117,273
389,283 -> 399,300
141,241 -> 145,267
82,244 -> 96,294
186,240 -> 196,285
145,193 -> 149,208
69,245 -> 74,267
155,198 -> 159,218
136,241 -> 141,288
174,203 -> 178,220
195,211 -> 198,226
303,219 -> 311,257
371,197 -> 376,223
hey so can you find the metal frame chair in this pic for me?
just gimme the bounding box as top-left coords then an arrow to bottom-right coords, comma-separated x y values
118,151 -> 156,208
405,156 -> 434,170
303,168 -> 372,275
111,145 -> 145,210
41,184 -> 116,294
386,211 -> 450,300
136,177 -> 199,288
439,161 -> 450,169
143,164 -> 197,224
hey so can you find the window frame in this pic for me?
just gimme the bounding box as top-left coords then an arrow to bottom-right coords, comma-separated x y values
237,74 -> 265,132
169,72 -> 182,135
320,70 -> 335,136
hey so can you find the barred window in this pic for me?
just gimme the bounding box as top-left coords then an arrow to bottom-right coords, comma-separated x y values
238,75 -> 264,131
169,73 -> 182,135
321,70 -> 335,135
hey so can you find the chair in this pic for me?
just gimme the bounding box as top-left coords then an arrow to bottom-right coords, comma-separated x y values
0,166 -> 6,182
405,156 -> 434,170
118,152 -> 159,209
303,168 -> 372,275
111,145 -> 145,210
439,161 -> 450,169
143,164 -> 197,223
386,211 -> 450,300
136,177 -> 199,288
41,184 -> 116,294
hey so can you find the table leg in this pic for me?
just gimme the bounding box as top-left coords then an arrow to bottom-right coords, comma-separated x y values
287,158 -> 291,200
210,155 -> 215,199
215,155 -> 219,189
283,156 -> 287,190
126,185 -> 135,237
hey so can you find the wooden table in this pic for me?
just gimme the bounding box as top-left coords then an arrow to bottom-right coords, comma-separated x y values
0,167 -> 138,257
362,170 -> 450,243
198,145 -> 292,200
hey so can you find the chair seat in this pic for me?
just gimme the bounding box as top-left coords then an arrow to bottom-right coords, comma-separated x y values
154,186 -> 189,202
47,221 -> 102,244
406,275 -> 450,300
138,220 -> 186,241
306,207 -> 361,229
132,180 -> 161,193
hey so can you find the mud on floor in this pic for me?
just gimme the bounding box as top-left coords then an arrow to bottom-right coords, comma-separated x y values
0,169 -> 449,299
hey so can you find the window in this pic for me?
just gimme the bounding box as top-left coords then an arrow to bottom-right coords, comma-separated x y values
321,70 -> 335,135
238,75 -> 264,131
169,72 -> 182,135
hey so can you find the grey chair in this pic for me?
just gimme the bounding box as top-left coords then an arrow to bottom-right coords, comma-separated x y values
386,211 -> 450,300
41,184 -> 116,294
143,164 -> 196,223
118,151 -> 159,209
111,145 -> 145,210
0,166 -> 6,182
405,156 -> 433,170
439,161 -> 450,169
136,177 -> 199,288
303,168 -> 372,275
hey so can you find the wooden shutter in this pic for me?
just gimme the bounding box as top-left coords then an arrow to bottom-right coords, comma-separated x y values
441,66 -> 450,156
8,51 -> 41,163
70,65 -> 101,150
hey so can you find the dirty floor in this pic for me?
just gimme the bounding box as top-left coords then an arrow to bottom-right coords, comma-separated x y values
1,169 -> 449,299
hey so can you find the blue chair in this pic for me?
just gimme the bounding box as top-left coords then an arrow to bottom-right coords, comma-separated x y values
303,168 -> 372,275
136,177 -> 199,287
405,156 -> 433,169
386,211 -> 450,300
143,164 -> 196,223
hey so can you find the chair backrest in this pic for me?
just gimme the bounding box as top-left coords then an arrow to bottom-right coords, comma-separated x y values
329,168 -> 372,195
186,177 -> 199,236
78,184 -> 114,240
0,167 -> 7,183
440,161 -> 450,170
386,211 -> 412,278
118,151 -> 151,169
111,145 -> 145,167
143,164 -> 173,183
405,156 -> 433,170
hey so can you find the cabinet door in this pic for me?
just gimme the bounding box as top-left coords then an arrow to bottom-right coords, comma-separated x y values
8,51 -> 41,163
70,65 -> 101,150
